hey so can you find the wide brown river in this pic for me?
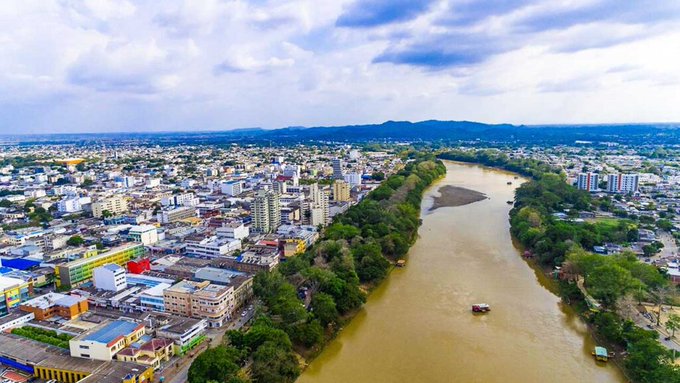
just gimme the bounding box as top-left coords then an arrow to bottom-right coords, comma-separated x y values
298,161 -> 625,383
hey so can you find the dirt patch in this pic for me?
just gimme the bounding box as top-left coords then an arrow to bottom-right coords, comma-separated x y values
430,185 -> 488,210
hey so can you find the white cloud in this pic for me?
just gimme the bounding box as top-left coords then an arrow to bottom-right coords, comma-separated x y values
0,0 -> 679,133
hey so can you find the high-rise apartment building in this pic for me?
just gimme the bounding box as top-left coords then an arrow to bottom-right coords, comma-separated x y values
606,174 -> 639,194
576,173 -> 599,192
305,183 -> 330,227
332,180 -> 351,202
252,190 -> 281,233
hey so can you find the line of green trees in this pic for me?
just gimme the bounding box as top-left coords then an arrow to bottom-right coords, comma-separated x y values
440,149 -> 680,382
11,326 -> 73,349
189,154 -> 446,383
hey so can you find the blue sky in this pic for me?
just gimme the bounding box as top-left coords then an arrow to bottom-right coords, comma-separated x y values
1,0 -> 680,134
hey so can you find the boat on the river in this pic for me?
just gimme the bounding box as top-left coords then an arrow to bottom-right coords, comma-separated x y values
472,303 -> 490,313
592,346 -> 610,362
507,181 -> 512,185
506,200 -> 513,205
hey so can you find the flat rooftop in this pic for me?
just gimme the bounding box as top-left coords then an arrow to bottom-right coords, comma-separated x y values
83,320 -> 141,344
0,333 -> 68,365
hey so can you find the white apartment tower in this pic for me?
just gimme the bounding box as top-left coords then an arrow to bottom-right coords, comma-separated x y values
253,190 -> 281,233
305,183 -> 330,227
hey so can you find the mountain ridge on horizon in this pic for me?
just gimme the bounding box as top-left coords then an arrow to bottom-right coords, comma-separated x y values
2,120 -> 679,145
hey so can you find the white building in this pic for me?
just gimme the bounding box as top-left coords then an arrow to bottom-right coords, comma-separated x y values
128,225 -> 159,245
252,189 -> 281,233
161,193 -> 199,207
185,236 -> 241,257
93,264 -> 127,292
181,179 -> 197,189
157,206 -> 198,224
607,174 -> 640,194
145,178 -> 161,188
221,180 -> 244,196
576,173 -> 599,192
216,222 -> 249,240
344,173 -> 363,187
57,197 -> 86,213
305,183 -> 330,227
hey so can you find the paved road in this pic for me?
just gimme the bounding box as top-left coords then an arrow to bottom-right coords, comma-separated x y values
659,231 -> 678,259
629,307 -> 680,353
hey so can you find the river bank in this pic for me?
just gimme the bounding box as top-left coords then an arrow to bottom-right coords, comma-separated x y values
297,161 -> 624,383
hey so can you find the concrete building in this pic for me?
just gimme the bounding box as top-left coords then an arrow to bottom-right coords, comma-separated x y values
344,172 -> 362,187
57,197 -> 90,214
607,174 -> 640,193
93,264 -> 127,292
577,172 -> 599,192
139,283 -> 170,312
163,279 -> 236,327
305,183 -> 330,227
56,244 -> 145,288
194,267 -> 253,310
332,180 -> 351,202
216,222 -> 249,240
92,196 -> 129,218
116,338 -> 173,370
156,317 -> 206,356
163,280 -> 208,318
220,180 -> 244,196
161,193 -> 199,207
128,225 -> 159,245
157,206 -> 198,224
69,320 -> 146,361
184,236 -> 241,257
252,189 -> 281,233
332,158 -> 344,180
20,292 -> 88,320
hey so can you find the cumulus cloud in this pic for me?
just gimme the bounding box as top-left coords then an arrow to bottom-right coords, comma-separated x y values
0,0 -> 680,133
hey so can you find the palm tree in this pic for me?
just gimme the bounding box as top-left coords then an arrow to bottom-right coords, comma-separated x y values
667,314 -> 680,338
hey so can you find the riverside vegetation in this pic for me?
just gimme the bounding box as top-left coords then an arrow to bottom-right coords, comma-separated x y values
188,154 -> 446,383
440,149 -> 680,383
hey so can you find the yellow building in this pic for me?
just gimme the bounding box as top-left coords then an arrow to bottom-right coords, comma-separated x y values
332,180 -> 351,202
282,238 -> 306,257
92,196 -> 128,218
69,320 -> 146,361
0,276 -> 33,316
0,333 -> 153,383
116,338 -> 173,370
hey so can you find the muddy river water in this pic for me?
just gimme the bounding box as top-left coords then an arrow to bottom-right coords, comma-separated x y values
297,161 -> 625,383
